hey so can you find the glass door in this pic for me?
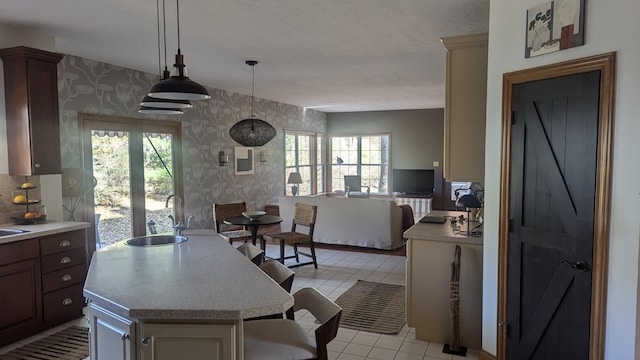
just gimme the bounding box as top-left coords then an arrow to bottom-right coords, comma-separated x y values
81,114 -> 183,251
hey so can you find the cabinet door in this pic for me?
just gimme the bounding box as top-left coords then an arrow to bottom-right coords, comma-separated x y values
89,303 -> 136,360
26,57 -> 62,174
141,323 -> 237,360
0,258 -> 42,346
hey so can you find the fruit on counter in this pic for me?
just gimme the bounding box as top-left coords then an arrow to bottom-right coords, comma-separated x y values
24,212 -> 42,220
13,195 -> 27,204
20,182 -> 35,189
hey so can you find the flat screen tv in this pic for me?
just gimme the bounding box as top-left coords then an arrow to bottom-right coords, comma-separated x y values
392,169 -> 435,195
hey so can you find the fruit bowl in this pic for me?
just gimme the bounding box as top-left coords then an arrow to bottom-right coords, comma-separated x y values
242,211 -> 266,220
12,213 -> 46,225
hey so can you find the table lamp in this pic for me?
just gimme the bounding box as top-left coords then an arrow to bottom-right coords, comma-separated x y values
287,172 -> 303,196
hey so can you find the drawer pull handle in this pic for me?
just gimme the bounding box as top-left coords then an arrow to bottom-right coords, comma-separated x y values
142,337 -> 151,346
60,257 -> 72,264
62,298 -> 73,306
61,274 -> 72,282
59,240 -> 71,247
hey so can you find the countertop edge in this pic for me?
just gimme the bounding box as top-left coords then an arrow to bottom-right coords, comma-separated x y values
0,221 -> 91,245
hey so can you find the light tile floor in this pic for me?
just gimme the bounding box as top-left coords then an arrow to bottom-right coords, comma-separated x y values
0,246 -> 480,360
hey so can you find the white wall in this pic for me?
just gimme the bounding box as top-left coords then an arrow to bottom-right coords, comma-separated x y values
484,1 -> 640,359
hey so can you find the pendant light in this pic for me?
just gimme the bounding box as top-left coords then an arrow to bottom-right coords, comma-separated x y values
139,0 -> 190,114
229,60 -> 276,147
148,0 -> 210,101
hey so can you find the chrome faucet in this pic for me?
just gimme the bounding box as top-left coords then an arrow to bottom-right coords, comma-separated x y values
172,215 -> 194,236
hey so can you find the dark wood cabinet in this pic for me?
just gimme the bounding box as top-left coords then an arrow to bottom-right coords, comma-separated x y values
0,46 -> 64,175
0,229 -> 87,348
0,239 -> 42,346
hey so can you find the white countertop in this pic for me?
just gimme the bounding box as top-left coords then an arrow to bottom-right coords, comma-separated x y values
83,233 -> 294,321
403,210 -> 483,245
0,221 -> 90,245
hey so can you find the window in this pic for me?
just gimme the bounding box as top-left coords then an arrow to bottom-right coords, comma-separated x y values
284,131 -> 325,196
329,134 -> 390,194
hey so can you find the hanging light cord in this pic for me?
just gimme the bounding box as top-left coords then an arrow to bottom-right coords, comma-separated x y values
163,0 -> 168,74
176,0 -> 181,54
251,64 -> 255,117
156,0 -> 161,77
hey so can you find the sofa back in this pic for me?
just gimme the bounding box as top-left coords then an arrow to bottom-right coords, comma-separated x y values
276,196 -> 403,250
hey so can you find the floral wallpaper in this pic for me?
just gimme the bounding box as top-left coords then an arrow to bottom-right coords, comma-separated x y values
57,55 -> 326,230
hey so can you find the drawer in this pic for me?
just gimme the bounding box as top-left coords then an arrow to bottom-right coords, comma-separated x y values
43,283 -> 84,325
42,264 -> 86,293
0,239 -> 39,266
40,230 -> 85,256
41,247 -> 86,273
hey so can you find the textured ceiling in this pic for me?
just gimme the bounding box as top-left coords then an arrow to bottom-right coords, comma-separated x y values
0,0 -> 489,112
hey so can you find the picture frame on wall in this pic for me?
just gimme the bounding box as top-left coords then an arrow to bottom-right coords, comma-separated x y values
525,0 -> 586,58
235,147 -> 254,175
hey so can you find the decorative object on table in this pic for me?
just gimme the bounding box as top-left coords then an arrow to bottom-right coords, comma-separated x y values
443,245 -> 467,356
218,150 -> 228,166
0,325 -> 88,359
242,210 -> 266,220
287,172 -> 303,196
335,280 -> 405,334
229,60 -> 276,147
262,203 -> 318,268
525,0 -> 586,58
455,193 -> 482,236
148,0 -> 210,101
235,146 -> 254,175
138,0 -> 192,115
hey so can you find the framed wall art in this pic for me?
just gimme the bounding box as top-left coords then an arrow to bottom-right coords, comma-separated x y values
525,0 -> 586,58
234,147 -> 254,175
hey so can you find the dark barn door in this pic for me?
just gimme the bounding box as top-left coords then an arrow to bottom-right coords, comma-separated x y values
506,70 -> 600,359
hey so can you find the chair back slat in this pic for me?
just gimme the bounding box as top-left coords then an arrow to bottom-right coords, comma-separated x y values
293,203 -> 317,227
213,202 -> 247,232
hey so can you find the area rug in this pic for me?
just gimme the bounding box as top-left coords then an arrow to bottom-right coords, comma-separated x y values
335,280 -> 406,334
0,325 -> 89,360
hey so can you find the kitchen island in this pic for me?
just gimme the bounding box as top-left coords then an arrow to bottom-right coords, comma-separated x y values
404,210 -> 483,350
83,230 -> 294,360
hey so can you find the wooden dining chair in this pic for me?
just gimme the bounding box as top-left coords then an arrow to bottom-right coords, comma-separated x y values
262,203 -> 318,269
236,243 -> 264,266
213,202 -> 253,244
243,287 -> 342,360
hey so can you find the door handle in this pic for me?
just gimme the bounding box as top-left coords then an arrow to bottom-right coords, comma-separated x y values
561,258 -> 589,272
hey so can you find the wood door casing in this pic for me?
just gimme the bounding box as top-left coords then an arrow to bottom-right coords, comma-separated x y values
498,53 -> 615,360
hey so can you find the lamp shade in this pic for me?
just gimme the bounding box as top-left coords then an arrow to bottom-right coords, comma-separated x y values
140,94 -> 193,109
148,52 -> 211,101
456,194 -> 482,209
138,106 -> 183,115
229,117 -> 276,147
287,172 -> 303,185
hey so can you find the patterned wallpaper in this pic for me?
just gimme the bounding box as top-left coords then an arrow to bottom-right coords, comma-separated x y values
56,55 -> 326,229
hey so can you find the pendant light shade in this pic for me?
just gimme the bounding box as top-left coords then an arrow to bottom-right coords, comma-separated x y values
139,0 -> 190,114
229,60 -> 276,147
147,0 -> 210,101
139,106 -> 184,115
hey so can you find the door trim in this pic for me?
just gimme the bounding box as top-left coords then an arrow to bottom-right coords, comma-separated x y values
498,53 -> 615,360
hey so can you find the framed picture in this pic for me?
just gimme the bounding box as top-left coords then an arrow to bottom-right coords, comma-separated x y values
235,147 -> 254,175
525,0 -> 586,58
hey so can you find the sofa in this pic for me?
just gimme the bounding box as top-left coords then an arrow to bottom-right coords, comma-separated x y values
276,196 -> 404,250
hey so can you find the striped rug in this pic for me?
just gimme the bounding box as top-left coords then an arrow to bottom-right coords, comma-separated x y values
0,326 -> 89,360
335,280 -> 406,334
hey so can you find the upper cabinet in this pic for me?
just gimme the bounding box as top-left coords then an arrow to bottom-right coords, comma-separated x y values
0,46 -> 64,175
440,33 -> 488,182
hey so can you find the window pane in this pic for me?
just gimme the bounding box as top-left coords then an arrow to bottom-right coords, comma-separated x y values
329,134 -> 390,194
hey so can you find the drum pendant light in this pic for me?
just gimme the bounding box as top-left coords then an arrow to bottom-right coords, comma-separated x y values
139,0 -> 190,114
229,60 -> 276,147
148,0 -> 210,101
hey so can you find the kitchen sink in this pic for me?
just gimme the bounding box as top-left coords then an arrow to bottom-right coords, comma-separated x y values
0,228 -> 29,237
124,234 -> 188,247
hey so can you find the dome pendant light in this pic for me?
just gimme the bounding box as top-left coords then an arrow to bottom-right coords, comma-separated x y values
229,60 -> 276,147
139,0 -> 189,114
148,0 -> 210,101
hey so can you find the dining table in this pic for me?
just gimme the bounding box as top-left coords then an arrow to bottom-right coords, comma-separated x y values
223,215 -> 283,248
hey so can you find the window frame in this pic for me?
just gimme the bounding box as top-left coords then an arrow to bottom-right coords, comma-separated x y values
328,132 -> 391,195
284,130 -> 325,196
